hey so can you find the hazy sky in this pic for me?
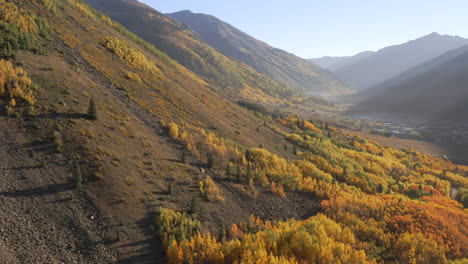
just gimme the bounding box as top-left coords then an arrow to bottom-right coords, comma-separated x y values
139,0 -> 468,58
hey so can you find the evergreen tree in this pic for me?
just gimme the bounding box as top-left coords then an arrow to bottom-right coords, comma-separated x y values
293,145 -> 298,156
236,164 -> 241,182
225,163 -> 231,176
180,150 -> 187,164
207,153 -> 213,168
168,182 -> 174,195
72,159 -> 82,188
246,163 -> 253,180
87,97 -> 97,120
218,223 -> 226,243
377,183 -> 385,193
190,195 -> 198,214
5,42 -> 12,58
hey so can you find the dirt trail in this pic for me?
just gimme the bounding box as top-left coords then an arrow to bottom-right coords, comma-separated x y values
0,118 -> 118,263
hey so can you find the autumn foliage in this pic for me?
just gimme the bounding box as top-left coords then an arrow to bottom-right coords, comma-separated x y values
102,36 -> 159,73
158,117 -> 468,263
199,176 -> 224,202
0,59 -> 35,114
0,0 -> 38,34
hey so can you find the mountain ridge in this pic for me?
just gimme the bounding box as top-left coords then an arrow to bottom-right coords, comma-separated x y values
84,0 -> 299,102
310,51 -> 374,71
166,9 -> 351,96
349,44 -> 468,124
325,32 -> 468,90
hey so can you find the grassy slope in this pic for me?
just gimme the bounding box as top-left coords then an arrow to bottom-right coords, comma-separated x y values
6,0 -> 309,261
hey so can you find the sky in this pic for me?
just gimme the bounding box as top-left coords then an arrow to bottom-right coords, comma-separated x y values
139,0 -> 468,58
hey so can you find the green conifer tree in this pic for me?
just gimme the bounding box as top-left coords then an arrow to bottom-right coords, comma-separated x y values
87,97 -> 97,120
72,159 -> 82,188
190,195 -> 198,214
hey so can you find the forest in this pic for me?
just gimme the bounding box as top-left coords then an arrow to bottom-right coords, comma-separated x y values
158,115 -> 468,263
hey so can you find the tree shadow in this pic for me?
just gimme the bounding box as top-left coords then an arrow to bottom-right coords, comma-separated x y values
12,164 -> 43,171
0,183 -> 72,198
21,140 -> 56,154
116,211 -> 164,264
33,112 -> 87,120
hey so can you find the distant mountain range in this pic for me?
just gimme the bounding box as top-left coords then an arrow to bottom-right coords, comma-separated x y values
309,51 -> 374,72
313,33 -> 468,91
349,44 -> 468,125
166,10 -> 350,95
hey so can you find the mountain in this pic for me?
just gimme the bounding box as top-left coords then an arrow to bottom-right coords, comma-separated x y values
333,33 -> 468,90
84,0 -> 299,102
166,10 -> 350,96
309,51 -> 374,71
1,0 -> 467,263
349,44 -> 468,124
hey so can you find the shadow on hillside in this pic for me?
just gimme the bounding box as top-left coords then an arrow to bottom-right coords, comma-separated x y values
12,164 -> 43,170
22,140 -> 57,154
0,183 -> 72,198
33,112 -> 87,119
116,210 -> 164,264
439,142 -> 468,166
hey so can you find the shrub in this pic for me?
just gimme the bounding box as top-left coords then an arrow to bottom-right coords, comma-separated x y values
124,71 -> 141,82
199,176 -> 224,202
40,0 -> 60,15
167,122 -> 179,139
269,182 -> 286,197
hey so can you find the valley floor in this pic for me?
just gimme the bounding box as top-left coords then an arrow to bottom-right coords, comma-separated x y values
341,128 -> 447,158
286,101 -> 468,164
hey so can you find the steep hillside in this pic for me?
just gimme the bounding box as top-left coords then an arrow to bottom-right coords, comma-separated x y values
349,44 -> 468,123
0,1 -> 467,264
334,33 -> 468,90
165,10 -> 350,96
0,0 -> 306,262
84,0 -> 300,102
310,51 -> 373,71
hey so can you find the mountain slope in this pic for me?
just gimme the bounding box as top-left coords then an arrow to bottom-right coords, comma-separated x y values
309,51 -> 374,71
334,33 -> 468,90
0,0 -> 307,262
166,10 -> 350,96
0,1 -> 467,263
84,0 -> 300,102
349,44 -> 468,124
